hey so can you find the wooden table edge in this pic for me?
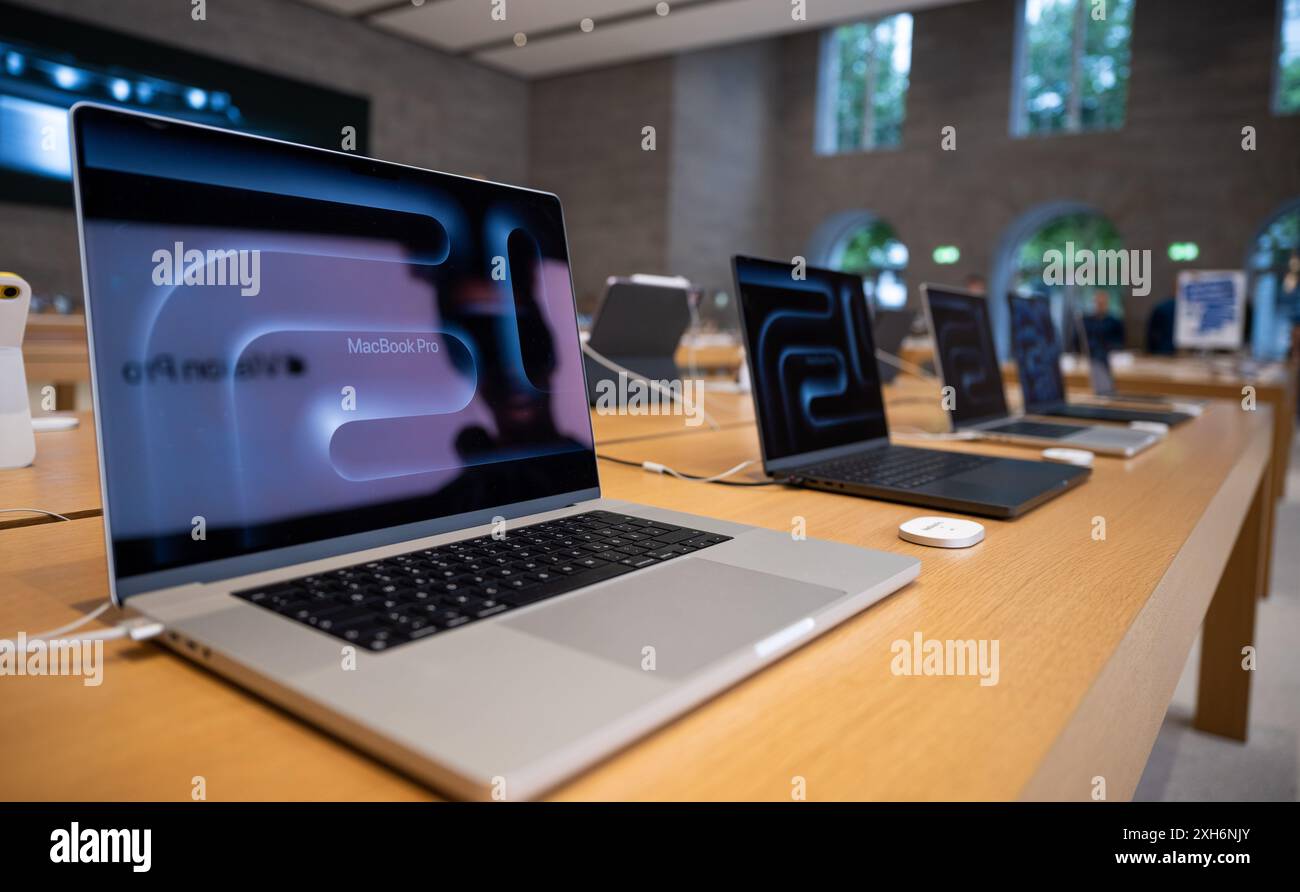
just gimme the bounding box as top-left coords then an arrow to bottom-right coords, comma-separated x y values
1017,408 -> 1273,801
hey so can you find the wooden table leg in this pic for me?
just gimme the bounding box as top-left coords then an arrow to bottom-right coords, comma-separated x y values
1193,465 -> 1270,740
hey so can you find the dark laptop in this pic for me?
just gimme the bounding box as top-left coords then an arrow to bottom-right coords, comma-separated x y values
920,285 -> 1159,456
732,256 -> 1089,519
1085,339 -> 1207,407
583,277 -> 691,404
1008,294 -> 1192,426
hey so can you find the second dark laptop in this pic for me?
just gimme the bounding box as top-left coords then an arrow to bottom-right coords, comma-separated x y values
583,277 -> 691,404
732,256 -> 1089,519
1008,294 -> 1192,426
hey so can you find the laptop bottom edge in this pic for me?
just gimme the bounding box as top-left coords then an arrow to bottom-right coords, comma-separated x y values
796,476 -> 1020,519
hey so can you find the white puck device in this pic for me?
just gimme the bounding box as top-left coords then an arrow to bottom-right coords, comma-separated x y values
32,415 -> 80,432
1041,447 -> 1095,467
898,516 -> 985,549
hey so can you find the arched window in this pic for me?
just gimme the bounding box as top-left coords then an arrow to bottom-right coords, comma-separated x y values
808,211 -> 909,309
1246,201 -> 1300,358
989,202 -> 1124,356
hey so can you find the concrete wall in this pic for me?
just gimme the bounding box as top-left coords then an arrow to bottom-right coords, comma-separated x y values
667,41 -> 781,305
529,58 -> 677,312
1,0 -> 530,302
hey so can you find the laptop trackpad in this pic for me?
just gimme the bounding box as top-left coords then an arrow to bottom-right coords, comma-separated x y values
504,558 -> 844,679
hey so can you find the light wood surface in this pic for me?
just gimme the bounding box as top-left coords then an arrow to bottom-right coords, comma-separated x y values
0,379 -> 1274,800
1061,355 -> 1296,503
0,412 -> 101,529
673,341 -> 743,374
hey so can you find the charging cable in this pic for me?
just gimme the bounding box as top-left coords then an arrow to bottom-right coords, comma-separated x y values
0,507 -> 72,522
582,341 -> 720,430
597,453 -> 781,486
10,606 -> 164,653
875,348 -> 937,381
14,617 -> 164,652
1,506 -> 163,648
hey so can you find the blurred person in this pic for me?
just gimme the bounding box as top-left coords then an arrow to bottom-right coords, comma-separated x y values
1083,288 -> 1125,353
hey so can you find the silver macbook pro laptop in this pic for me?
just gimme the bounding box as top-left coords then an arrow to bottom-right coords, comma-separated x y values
70,104 -> 920,800
920,284 -> 1160,458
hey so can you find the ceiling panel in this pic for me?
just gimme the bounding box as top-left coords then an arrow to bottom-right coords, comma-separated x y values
374,0 -> 659,52
472,0 -> 955,77
294,0 -> 975,78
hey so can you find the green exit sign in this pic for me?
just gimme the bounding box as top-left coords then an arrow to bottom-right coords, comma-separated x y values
933,245 -> 961,265
1168,242 -> 1200,262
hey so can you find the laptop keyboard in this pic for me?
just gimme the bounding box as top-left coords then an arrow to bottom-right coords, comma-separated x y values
984,420 -> 1076,439
803,446 -> 993,490
233,510 -> 732,652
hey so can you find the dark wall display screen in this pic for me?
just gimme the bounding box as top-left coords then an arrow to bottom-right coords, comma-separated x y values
1,0 -> 368,205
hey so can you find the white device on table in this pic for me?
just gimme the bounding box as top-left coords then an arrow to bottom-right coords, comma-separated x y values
1041,447 -> 1095,467
32,415 -> 80,432
0,272 -> 35,470
1128,420 -> 1169,435
898,516 -> 985,549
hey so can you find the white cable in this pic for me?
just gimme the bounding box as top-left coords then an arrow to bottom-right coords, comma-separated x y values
0,507 -> 72,522
26,602 -> 114,639
641,458 -> 756,483
582,341 -> 720,430
14,617 -> 165,652
875,348 -> 937,381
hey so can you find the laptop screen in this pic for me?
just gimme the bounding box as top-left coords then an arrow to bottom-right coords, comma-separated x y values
732,256 -> 888,465
72,106 -> 597,597
589,280 -> 691,359
1008,294 -> 1066,411
923,286 -> 1009,427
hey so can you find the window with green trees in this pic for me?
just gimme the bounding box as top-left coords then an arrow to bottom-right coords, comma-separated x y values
1014,0 -> 1135,136
815,14 -> 913,153
1276,0 -> 1300,113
